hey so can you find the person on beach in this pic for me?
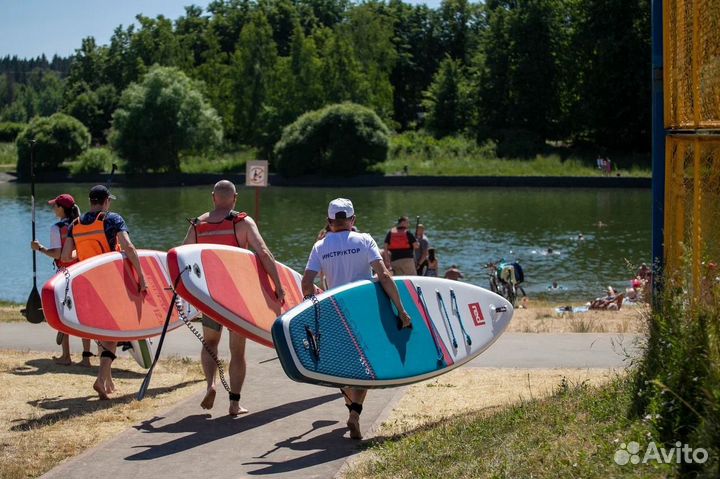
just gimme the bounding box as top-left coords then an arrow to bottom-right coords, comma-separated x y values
61,185 -> 147,400
382,216 -> 419,275
414,224 -> 430,275
424,248 -> 438,277
183,180 -> 285,416
301,198 -> 412,439
444,264 -> 464,281
30,193 -> 93,366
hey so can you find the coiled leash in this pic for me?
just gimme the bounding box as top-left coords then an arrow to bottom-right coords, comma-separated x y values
173,295 -> 231,394
138,265 -> 229,400
450,288 -> 472,346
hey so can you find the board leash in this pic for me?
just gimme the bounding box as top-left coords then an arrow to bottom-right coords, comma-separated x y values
436,290 -> 458,349
174,295 -> 231,394
415,286 -> 444,363
449,288 -> 472,346
61,268 -> 72,309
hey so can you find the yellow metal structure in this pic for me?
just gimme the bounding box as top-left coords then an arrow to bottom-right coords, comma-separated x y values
663,0 -> 720,300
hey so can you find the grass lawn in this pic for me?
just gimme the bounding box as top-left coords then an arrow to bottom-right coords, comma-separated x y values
179,147 -> 256,174
0,142 -> 16,170
0,350 -> 203,479
345,376 -> 675,478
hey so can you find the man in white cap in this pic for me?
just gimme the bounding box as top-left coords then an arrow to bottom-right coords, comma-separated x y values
301,198 -> 412,440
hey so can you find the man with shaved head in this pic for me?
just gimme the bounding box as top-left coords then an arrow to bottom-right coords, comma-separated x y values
183,180 -> 286,416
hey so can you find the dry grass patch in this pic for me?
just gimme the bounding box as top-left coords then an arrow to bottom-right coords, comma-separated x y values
0,305 -> 23,323
0,349 -> 204,479
508,304 -> 647,333
378,367 -> 618,436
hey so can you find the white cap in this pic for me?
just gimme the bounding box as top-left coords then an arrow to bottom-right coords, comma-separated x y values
328,198 -> 354,219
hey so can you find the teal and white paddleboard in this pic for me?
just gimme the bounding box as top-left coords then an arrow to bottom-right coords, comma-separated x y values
272,276 -> 513,388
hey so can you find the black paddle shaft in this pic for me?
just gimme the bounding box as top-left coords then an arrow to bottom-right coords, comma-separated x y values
30,140 -> 37,286
24,139 -> 44,324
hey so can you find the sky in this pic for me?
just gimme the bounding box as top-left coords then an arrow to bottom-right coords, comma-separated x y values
0,0 -> 440,59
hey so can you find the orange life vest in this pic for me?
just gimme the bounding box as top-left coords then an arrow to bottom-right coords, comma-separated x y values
71,212 -> 121,261
193,211 -> 247,246
388,229 -> 411,251
54,219 -> 77,269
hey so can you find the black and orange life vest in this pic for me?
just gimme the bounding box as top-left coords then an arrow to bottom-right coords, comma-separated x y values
388,228 -> 412,251
71,212 -> 121,261
54,218 -> 77,269
192,211 -> 247,246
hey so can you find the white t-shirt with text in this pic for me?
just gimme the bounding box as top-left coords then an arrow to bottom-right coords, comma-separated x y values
306,230 -> 383,289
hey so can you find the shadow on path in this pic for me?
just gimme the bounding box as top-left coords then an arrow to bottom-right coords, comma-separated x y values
11,381 -> 200,431
244,422 -> 364,475
125,392 -> 341,462
10,358 -> 146,379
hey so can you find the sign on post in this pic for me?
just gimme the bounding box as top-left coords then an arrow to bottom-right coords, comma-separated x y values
246,160 -> 269,187
246,160 -> 269,223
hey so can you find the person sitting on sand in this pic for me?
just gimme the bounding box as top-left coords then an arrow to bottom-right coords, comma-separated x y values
589,287 -> 624,311
444,265 -> 464,281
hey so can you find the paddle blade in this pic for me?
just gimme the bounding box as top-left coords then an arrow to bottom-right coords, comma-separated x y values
136,363 -> 156,401
24,286 -> 44,324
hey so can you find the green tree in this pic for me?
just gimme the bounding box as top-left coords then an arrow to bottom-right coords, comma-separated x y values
15,113 -> 90,179
422,56 -> 471,137
274,102 -> 389,177
385,1 -> 443,129
343,4 -> 397,120
64,84 -> 118,142
471,0 -> 562,146
231,11 -> 278,144
572,0 -> 650,151
110,66 -> 222,173
320,29 -> 369,106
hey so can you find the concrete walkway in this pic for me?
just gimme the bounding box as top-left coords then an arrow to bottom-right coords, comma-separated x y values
0,322 -> 640,479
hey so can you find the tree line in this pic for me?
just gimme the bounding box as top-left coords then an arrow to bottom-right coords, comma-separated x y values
0,0 -> 651,167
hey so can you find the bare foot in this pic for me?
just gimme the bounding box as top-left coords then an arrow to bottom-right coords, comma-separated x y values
106,380 -> 116,394
200,387 -> 216,410
228,400 -> 248,416
347,411 -> 362,439
53,355 -> 72,366
78,358 -> 92,368
93,381 -> 110,400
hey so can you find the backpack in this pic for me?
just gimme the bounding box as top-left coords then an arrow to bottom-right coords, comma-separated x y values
512,261 -> 524,283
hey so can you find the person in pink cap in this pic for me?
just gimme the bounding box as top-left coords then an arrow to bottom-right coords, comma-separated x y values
30,193 -> 93,366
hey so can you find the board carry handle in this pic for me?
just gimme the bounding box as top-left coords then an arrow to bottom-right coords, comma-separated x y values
450,288 -> 472,346
415,286 -> 444,363
435,290 -> 458,349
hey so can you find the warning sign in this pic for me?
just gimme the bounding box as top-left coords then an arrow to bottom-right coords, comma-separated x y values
246,160 -> 269,187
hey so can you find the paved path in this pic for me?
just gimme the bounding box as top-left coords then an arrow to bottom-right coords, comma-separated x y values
0,322 -> 640,479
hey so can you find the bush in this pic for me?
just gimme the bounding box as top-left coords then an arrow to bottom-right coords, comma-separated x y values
110,66 -> 222,173
0,122 -> 26,142
274,103 -> 389,177
15,113 -> 91,180
70,148 -> 117,175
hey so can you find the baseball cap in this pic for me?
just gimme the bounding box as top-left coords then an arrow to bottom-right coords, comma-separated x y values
328,198 -> 354,219
89,185 -> 116,202
48,193 -> 75,209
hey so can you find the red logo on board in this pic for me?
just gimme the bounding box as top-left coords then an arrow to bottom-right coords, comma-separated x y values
469,303 -> 485,326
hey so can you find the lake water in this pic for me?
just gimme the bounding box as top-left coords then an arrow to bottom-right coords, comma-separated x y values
1,183 -> 651,304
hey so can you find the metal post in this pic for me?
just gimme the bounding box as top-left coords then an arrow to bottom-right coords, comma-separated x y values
651,0 -> 665,299
255,186 -> 260,225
